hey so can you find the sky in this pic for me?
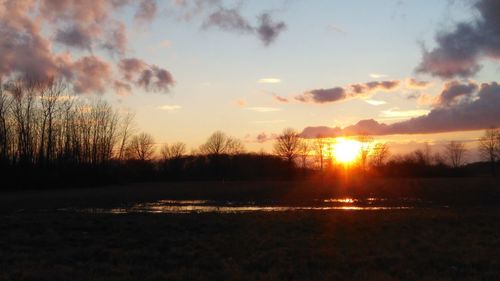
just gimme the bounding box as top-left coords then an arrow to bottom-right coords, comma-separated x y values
1,0 -> 500,160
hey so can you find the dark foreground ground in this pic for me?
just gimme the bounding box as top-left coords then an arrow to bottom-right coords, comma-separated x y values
1,178 -> 500,281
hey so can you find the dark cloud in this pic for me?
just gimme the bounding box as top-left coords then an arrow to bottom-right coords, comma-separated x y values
296,80 -> 400,104
416,0 -> 500,78
351,80 -> 400,95
118,58 -> 175,93
256,13 -> 286,46
296,87 -> 346,103
179,0 -> 287,46
0,0 -> 173,95
437,80 -> 478,106
300,126 -> 342,138
203,7 -> 254,33
300,82 -> 500,137
71,56 -> 112,94
55,25 -> 94,50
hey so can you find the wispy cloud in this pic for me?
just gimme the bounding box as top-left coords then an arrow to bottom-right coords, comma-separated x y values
258,78 -> 281,84
272,94 -> 289,103
365,99 -> 387,106
247,107 -> 282,112
369,73 -> 388,79
157,104 -> 182,112
380,108 -> 430,119
406,78 -> 431,89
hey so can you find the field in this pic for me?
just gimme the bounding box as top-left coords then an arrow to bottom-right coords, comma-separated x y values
1,178 -> 500,281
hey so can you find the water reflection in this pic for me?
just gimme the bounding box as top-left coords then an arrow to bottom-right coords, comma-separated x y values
57,198 -> 420,214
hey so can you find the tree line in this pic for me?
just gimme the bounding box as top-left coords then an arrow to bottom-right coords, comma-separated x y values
1,78 -> 499,190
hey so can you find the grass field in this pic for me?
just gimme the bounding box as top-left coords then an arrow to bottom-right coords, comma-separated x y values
2,178 -> 500,280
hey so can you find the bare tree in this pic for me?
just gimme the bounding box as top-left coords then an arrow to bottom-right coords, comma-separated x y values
298,139 -> 311,169
0,82 -> 12,163
274,128 -> 301,165
225,137 -> 245,155
160,142 -> 187,160
478,128 -> 500,175
199,131 -> 245,155
127,132 -> 155,161
445,141 -> 467,168
357,135 -> 373,172
117,111 -> 135,160
314,135 -> 326,171
371,142 -> 390,167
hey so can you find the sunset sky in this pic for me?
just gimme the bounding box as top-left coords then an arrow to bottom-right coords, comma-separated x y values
2,0 -> 500,160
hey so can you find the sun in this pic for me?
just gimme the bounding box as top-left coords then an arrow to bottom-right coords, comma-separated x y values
333,138 -> 362,164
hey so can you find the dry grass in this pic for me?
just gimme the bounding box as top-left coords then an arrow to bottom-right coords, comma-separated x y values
1,209 -> 500,281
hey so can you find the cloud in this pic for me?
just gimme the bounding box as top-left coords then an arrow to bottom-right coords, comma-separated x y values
203,7 -> 254,33
54,25 -> 95,51
296,80 -> 400,104
177,1 -> 287,46
158,104 -> 182,112
436,80 -> 478,106
416,0 -> 500,79
300,82 -> 500,137
272,94 -> 289,103
0,0 -> 173,95
409,80 -> 479,107
296,87 -> 346,103
135,0 -> 158,25
365,99 -> 387,106
258,78 -> 281,84
350,80 -> 400,94
380,108 -> 430,119
406,78 -> 431,89
118,58 -> 175,92
256,132 -> 277,143
369,73 -> 388,79
300,126 -> 342,138
256,13 -> 287,46
71,56 -> 112,94
246,107 -> 282,112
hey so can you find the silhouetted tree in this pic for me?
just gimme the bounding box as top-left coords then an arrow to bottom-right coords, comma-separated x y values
127,133 -> 155,161
478,128 -> 500,175
357,134 -> 373,173
314,135 -> 326,171
298,139 -> 311,169
117,111 -> 136,161
445,141 -> 467,168
274,128 -> 300,166
371,142 -> 390,167
199,131 -> 245,155
161,142 -> 186,160
0,82 -> 12,164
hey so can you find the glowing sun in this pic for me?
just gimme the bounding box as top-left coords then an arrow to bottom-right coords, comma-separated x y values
333,138 -> 362,164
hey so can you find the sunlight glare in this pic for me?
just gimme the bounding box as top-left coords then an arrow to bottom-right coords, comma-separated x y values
333,138 -> 362,164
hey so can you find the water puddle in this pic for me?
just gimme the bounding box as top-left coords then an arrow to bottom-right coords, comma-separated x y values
56,198 -> 424,214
